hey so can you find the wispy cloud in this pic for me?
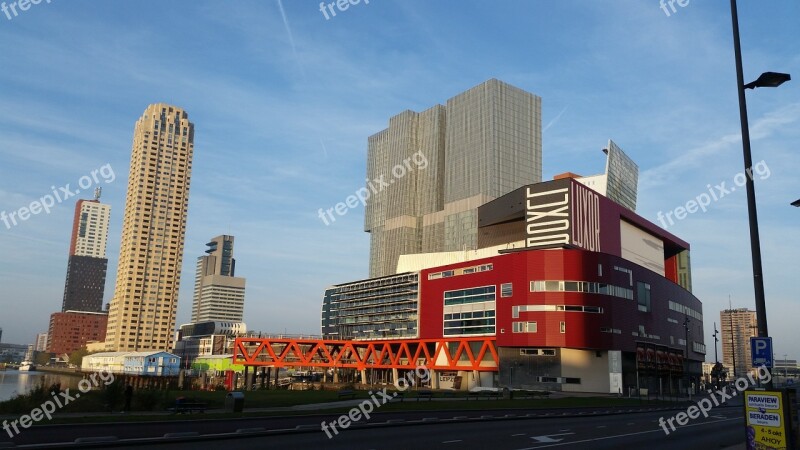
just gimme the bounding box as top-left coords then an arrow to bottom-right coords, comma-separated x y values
276,0 -> 305,79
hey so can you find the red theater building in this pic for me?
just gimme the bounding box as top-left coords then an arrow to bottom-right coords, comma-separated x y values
322,177 -> 704,394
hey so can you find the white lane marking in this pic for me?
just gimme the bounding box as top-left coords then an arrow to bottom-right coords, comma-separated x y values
514,417 -> 741,449
442,440 -> 463,444
512,433 -> 526,436
530,433 -> 575,443
558,429 -> 570,432
596,425 -> 606,428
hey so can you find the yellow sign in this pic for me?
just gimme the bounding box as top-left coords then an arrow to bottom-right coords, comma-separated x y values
745,391 -> 787,450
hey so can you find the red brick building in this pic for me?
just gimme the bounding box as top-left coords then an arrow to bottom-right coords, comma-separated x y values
47,311 -> 108,355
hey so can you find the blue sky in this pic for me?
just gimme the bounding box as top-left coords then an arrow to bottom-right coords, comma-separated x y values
0,1 -> 798,362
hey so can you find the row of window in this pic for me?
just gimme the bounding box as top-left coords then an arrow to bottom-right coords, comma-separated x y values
668,301 -> 703,321
520,348 -> 556,356
512,304 -> 603,318
444,310 -> 495,320
530,280 -> 634,300
444,286 -> 496,306
428,263 -> 493,280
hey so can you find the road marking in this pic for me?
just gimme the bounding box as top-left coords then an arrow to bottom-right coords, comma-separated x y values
443,440 -> 462,444
515,417 -> 741,449
512,433 -> 526,436
558,429 -> 570,432
596,425 -> 606,428
627,423 -> 634,426
530,433 -> 575,443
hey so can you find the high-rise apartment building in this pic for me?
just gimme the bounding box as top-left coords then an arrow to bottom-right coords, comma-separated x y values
61,193 -> 111,312
365,79 -> 542,277
35,333 -> 49,352
721,308 -> 758,378
104,104 -> 195,352
191,235 -> 246,323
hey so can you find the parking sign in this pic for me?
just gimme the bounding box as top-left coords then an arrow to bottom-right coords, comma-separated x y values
750,337 -> 773,368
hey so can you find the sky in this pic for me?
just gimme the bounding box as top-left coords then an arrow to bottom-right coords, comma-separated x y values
0,1 -> 798,363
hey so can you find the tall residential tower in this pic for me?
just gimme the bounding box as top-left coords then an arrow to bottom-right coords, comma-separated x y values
721,308 -> 758,378
61,192 -> 111,312
104,104 -> 195,352
365,79 -> 542,277
191,235 -> 246,323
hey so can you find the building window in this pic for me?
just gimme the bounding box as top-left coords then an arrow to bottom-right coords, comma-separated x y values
560,321 -> 566,333
443,286 -> 496,306
501,283 -> 513,297
512,321 -> 537,333
637,282 -> 651,312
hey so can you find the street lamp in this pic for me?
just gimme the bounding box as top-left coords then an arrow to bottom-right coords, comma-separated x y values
712,323 -> 720,364
791,199 -> 800,207
730,0 -> 791,389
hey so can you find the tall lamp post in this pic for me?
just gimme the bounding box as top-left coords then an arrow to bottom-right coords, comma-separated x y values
730,0 -> 791,390
792,199 -> 800,208
712,323 -> 720,364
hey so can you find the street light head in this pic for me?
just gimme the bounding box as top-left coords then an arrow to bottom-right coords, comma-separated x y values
792,199 -> 800,207
744,72 -> 791,90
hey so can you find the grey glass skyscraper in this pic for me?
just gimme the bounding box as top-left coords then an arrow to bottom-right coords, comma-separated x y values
365,79 -> 542,277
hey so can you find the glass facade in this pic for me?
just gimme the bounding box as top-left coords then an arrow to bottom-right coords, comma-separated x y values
321,273 -> 419,340
604,139 -> 639,211
365,79 -> 542,277
442,285 -> 496,336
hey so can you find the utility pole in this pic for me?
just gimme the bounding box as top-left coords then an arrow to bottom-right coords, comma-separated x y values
713,323 -> 720,363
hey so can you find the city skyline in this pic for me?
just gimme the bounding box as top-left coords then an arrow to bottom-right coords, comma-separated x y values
0,1 -> 798,362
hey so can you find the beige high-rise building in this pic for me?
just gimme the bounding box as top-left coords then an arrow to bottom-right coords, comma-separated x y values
721,308 -> 758,378
191,235 -> 246,323
104,104 -> 195,352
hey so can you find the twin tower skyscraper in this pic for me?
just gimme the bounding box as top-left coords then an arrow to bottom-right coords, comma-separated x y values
366,79 -> 543,277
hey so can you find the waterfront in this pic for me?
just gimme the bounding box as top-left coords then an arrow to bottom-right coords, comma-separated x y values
0,370 -> 84,403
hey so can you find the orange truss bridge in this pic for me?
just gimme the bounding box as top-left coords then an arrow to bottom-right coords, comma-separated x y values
232,337 -> 499,372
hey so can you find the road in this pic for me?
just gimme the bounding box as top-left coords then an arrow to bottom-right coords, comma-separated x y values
1,406 -> 744,449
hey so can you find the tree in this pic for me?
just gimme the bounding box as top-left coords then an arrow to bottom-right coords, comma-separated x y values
33,351 -> 50,366
69,348 -> 89,367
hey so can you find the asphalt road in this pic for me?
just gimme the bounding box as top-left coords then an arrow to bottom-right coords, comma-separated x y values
0,406 -> 745,449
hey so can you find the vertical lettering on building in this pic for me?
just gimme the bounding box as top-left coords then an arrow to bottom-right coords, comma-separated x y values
571,183 -> 601,252
526,187 -> 570,248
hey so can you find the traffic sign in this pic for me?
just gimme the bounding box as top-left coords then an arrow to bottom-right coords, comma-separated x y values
751,337 -> 773,368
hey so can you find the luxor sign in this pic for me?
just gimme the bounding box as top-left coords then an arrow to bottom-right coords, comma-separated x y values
525,179 -> 601,251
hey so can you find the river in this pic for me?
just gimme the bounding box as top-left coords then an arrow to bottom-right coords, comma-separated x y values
0,370 -> 85,403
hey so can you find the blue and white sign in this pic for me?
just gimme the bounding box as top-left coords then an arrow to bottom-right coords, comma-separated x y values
750,337 -> 773,368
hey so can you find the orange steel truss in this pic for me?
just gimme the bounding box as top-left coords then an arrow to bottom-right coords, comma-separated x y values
233,337 -> 499,372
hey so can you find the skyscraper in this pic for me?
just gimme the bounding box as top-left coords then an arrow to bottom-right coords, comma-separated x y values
191,235 -> 246,323
365,79 -> 542,277
61,191 -> 111,312
104,104 -> 195,352
721,308 -> 758,378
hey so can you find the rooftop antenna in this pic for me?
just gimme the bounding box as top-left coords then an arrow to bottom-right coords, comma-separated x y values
94,187 -> 102,201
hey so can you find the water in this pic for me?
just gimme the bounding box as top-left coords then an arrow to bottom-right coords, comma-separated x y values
0,370 -> 85,403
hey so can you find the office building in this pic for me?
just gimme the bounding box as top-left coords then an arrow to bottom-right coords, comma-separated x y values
365,79 -> 543,277
720,308 -> 757,378
104,104 -> 195,352
323,172 -> 704,393
47,311 -> 108,355
191,235 -> 246,323
62,193 -> 111,312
